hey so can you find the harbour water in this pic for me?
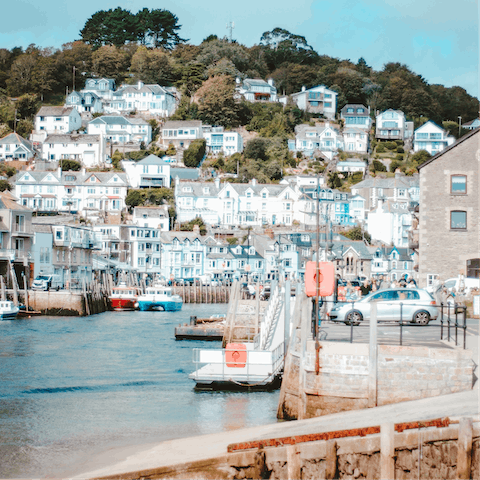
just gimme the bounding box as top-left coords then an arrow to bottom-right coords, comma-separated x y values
0,305 -> 280,478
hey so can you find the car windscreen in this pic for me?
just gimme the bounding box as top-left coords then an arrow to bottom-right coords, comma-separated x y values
35,276 -> 50,281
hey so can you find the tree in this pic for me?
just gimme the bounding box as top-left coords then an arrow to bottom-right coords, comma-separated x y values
244,138 -> 268,161
411,150 -> 431,166
183,139 -> 206,167
343,226 -> 371,243
130,46 -> 175,85
194,75 -> 239,128
125,189 -> 146,207
0,179 -> 11,192
91,45 -> 130,81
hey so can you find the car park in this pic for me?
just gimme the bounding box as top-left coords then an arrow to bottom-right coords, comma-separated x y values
328,288 -> 438,325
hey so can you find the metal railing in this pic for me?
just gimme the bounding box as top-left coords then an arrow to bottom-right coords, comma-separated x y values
320,299 -> 469,349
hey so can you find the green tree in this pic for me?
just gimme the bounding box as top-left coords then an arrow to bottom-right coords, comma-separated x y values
129,46 -> 175,85
125,189 -> 146,207
372,160 -> 387,172
0,179 -> 11,192
244,137 -> 268,161
183,138 -> 206,167
195,75 -> 239,128
91,45 -> 130,81
411,150 -> 431,166
343,226 -> 371,243
59,159 -> 81,171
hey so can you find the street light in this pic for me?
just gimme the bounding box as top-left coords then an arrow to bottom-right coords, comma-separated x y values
458,116 -> 462,137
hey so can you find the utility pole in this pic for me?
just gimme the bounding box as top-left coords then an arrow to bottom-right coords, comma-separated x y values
73,66 -> 76,92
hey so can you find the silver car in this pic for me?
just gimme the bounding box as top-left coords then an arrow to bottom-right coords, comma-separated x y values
328,288 -> 438,325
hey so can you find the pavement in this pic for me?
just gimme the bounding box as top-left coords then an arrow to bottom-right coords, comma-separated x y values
69,383 -> 479,479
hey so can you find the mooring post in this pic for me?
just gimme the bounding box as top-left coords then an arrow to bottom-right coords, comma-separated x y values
324,440 -> 337,479
286,444 -> 301,479
368,302 -> 378,407
457,417 -> 473,479
380,422 -> 395,480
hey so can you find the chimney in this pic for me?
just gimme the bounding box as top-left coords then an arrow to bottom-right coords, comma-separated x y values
175,175 -> 180,187
57,166 -> 62,177
215,177 -> 220,189
264,228 -> 274,239
251,178 -> 257,186
301,86 -> 306,92
267,78 -> 274,87
193,224 -> 200,234
81,167 -> 86,175
138,80 -> 144,89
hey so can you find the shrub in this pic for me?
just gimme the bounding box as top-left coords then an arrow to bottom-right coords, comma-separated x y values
372,159 -> 387,172
390,160 -> 401,172
183,139 -> 207,167
395,153 -> 404,160
376,143 -> 386,153
396,146 -> 404,153
385,141 -> 397,151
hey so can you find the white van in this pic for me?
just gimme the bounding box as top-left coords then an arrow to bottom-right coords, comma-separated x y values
442,277 -> 479,295
32,275 -> 62,291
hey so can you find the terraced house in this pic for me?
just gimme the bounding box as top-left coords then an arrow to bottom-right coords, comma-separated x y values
87,115 -> 152,145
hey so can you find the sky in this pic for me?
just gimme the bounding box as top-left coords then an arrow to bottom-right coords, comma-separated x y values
1,0 -> 478,98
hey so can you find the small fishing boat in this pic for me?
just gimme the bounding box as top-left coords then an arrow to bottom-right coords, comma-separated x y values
0,301 -> 20,320
109,283 -> 141,311
136,285 -> 183,312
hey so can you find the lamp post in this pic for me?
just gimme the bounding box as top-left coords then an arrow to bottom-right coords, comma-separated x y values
458,116 -> 462,137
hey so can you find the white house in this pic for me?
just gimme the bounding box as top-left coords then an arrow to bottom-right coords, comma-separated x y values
236,78 -> 277,102
41,134 -> 107,167
202,125 -> 243,156
336,159 -> 367,174
161,120 -> 203,149
349,194 -> 367,222
294,123 -> 344,159
87,115 -> 152,145
0,132 -> 35,161
462,118 -> 480,130
65,90 -> 103,114
290,85 -> 337,119
367,199 -> 413,248
105,81 -> 178,117
82,78 -> 116,99
340,104 -> 372,130
122,154 -> 171,189
342,127 -> 369,154
375,109 -> 413,141
413,121 -> 455,155
33,106 -> 82,143
14,169 -> 128,220
133,206 -> 170,231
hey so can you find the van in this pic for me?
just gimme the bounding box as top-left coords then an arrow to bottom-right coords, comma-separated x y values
32,275 -> 62,291
442,277 -> 479,295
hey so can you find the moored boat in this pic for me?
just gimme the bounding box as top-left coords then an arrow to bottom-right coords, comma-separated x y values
109,283 -> 141,311
0,301 -> 20,320
136,285 -> 183,312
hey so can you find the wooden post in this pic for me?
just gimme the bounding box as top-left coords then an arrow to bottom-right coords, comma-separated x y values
457,417 -> 473,479
286,445 -> 302,479
10,262 -> 18,306
1,275 -> 6,301
255,280 -> 260,335
284,280 -> 291,356
368,302 -> 378,407
380,422 -> 395,480
23,272 -> 29,312
324,440 -> 337,479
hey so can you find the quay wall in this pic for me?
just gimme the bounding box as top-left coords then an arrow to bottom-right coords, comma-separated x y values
172,285 -> 231,303
92,421 -> 480,479
27,290 -> 108,316
279,340 -> 474,420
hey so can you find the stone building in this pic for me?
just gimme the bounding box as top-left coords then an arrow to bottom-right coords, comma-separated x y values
417,128 -> 479,288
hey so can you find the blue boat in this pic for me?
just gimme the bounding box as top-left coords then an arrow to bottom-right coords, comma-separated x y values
136,286 -> 183,312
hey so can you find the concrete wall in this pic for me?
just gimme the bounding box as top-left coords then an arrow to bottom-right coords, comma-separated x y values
418,130 -> 480,287
28,290 -> 107,316
279,340 -> 474,420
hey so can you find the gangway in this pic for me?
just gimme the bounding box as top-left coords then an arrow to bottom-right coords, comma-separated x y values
189,282 -> 296,389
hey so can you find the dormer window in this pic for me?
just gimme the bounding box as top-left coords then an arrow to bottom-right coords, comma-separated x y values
203,187 -> 210,194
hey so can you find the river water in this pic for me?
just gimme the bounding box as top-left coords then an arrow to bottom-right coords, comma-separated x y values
0,305 -> 280,478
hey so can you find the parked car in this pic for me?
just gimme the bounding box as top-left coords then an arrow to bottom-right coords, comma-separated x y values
32,274 -> 62,291
328,288 -> 438,325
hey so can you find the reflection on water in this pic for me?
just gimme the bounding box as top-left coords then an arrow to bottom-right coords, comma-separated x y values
0,305 -> 279,477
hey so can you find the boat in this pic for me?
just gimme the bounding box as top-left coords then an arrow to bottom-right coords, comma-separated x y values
108,283 -> 141,311
136,285 -> 183,312
0,301 -> 20,320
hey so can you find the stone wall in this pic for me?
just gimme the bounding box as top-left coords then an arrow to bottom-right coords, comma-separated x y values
303,342 -> 473,418
27,290 -> 107,316
418,129 -> 480,287
279,340 -> 474,419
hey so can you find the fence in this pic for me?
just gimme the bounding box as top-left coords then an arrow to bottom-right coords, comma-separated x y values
317,299 -> 469,349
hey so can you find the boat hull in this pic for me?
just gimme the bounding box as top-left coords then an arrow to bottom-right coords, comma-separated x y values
137,300 -> 183,312
109,298 -> 137,311
0,311 -> 19,320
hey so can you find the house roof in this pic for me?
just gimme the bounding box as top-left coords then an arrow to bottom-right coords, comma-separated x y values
341,104 -> 369,116
0,191 -> 31,211
163,120 -> 203,129
352,173 -> 419,190
243,78 -> 272,87
291,85 -> 337,97
44,134 -> 100,144
0,132 -> 34,150
417,128 -> 479,170
133,206 -> 169,218
170,168 -> 199,180
36,106 -> 76,117
89,115 -> 147,126
137,154 -> 169,166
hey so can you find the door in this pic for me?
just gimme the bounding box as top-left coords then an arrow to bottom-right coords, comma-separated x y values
368,290 -> 399,321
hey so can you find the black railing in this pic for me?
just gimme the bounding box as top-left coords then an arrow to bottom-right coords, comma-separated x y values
316,299 -> 468,349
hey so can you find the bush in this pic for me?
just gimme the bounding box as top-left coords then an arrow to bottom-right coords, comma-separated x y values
411,149 -> 431,166
372,159 -> 387,172
395,139 -> 404,146
385,141 -> 397,151
396,146 -> 404,153
183,139 -> 206,168
390,160 -> 401,172
395,153 -> 404,160
376,143 -> 386,153
59,159 -> 81,171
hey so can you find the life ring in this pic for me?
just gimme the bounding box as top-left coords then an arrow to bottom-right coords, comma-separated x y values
225,343 -> 247,368
305,261 -> 335,297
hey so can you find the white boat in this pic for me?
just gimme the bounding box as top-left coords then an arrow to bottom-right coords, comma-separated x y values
0,301 -> 20,320
136,285 -> 183,312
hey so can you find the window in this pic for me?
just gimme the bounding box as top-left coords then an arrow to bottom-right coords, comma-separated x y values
451,175 -> 467,194
451,211 -> 467,230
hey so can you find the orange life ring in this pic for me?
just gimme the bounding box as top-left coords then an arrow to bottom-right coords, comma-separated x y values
305,261 -> 335,297
225,343 -> 247,368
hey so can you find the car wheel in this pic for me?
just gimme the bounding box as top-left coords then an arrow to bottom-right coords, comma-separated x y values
345,310 -> 363,326
413,310 -> 430,325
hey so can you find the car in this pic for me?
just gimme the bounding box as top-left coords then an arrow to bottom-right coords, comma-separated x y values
327,288 -> 438,325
